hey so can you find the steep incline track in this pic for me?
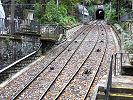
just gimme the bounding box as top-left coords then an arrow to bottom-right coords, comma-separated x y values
10,22 -> 97,100
0,21 -> 117,100
40,21 -> 108,100
39,24 -> 99,100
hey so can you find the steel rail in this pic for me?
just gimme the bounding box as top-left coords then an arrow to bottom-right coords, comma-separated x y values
11,21 -> 97,100
83,21 -> 109,100
39,23 -> 97,100
53,23 -> 100,100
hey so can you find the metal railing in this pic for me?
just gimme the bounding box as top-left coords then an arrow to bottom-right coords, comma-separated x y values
0,18 -> 40,34
40,24 -> 65,39
101,53 -> 133,99
114,53 -> 133,75
0,18 -> 65,39
104,55 -> 113,100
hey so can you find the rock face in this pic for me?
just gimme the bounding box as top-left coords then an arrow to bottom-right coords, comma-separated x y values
0,32 -> 41,70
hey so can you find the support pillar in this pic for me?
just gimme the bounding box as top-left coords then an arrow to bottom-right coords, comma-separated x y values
10,0 -> 15,34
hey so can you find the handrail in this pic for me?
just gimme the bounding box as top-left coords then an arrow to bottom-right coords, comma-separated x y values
0,44 -> 42,74
114,53 -> 117,76
104,55 -> 113,100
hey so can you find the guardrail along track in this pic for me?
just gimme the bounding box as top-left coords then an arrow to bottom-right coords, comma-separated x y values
10,21 -> 97,100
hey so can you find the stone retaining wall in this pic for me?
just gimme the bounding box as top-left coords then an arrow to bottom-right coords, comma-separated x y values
0,33 -> 41,70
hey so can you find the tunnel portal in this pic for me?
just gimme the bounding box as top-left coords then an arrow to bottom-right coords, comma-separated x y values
96,9 -> 104,20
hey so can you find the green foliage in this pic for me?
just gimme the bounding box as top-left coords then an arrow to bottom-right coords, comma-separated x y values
15,0 -> 25,3
15,0 -> 30,3
34,3 -> 44,23
34,0 -> 77,27
61,0 -> 79,7
124,40 -> 133,53
43,0 -> 61,24
59,16 -> 76,27
119,7 -> 127,18
119,22 -> 129,31
87,4 -> 95,17
123,30 -> 133,53
105,4 -> 117,24
114,24 -> 133,53
58,5 -> 67,16
92,0 -> 102,4
61,0 -> 79,16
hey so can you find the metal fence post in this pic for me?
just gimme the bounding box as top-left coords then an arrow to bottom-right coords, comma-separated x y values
120,53 -> 123,74
114,53 -> 117,76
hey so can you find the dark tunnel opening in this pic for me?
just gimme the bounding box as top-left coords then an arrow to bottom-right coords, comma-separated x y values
96,9 -> 104,20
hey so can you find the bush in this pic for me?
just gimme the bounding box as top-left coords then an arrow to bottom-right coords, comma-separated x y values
58,5 -> 67,16
114,24 -> 133,53
88,5 -> 95,18
105,4 -> 117,24
59,16 -> 76,27
16,0 -> 31,3
124,40 -> 133,53
34,0 -> 77,27
34,3 -> 43,23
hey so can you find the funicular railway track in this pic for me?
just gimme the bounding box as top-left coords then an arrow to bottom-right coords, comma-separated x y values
39,24 -> 100,100
86,23 -> 117,100
9,21 -> 97,100
83,22 -> 109,100
84,22 -> 117,100
0,22 -> 92,99
40,22 -> 109,100
0,20 -> 114,100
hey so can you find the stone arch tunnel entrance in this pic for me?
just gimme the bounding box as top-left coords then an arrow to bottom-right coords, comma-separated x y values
96,9 -> 104,20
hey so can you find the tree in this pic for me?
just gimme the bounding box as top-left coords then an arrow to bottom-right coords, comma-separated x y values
16,0 -> 30,3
